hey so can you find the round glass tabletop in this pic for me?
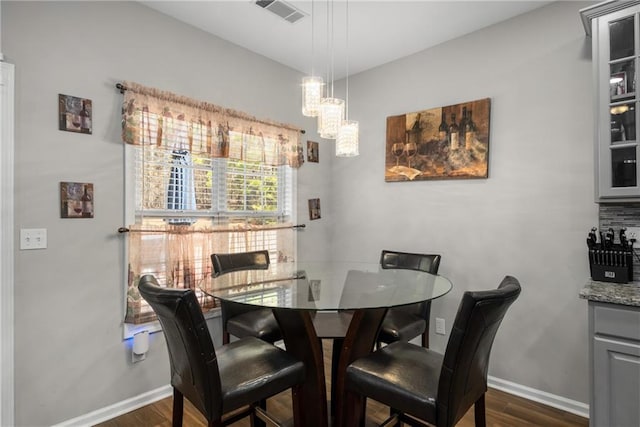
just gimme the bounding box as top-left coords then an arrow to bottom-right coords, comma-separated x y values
201,261 -> 452,311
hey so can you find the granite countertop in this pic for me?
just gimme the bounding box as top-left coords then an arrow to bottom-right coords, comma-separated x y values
580,280 -> 640,307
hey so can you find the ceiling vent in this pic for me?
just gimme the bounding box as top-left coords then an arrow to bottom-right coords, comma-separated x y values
255,0 -> 306,24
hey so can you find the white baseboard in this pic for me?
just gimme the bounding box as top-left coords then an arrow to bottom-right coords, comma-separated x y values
53,375 -> 589,426
488,375 -> 589,419
52,385 -> 172,427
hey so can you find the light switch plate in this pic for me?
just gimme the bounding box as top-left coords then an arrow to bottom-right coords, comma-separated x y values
20,228 -> 47,250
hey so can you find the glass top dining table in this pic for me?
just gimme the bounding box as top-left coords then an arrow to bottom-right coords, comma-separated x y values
201,261 -> 453,427
200,260 -> 452,311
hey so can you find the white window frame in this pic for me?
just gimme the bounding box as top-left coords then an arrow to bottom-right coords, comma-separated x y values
122,142 -> 297,339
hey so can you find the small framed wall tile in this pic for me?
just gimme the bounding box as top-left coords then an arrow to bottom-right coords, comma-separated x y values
59,94 -> 92,134
60,182 -> 94,218
308,198 -> 321,220
308,140 -> 319,163
308,280 -> 321,301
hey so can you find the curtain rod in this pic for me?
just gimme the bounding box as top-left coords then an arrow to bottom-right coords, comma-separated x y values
118,224 -> 306,234
115,82 -> 306,134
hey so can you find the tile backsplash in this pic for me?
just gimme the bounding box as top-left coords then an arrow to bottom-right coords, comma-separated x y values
599,203 -> 640,282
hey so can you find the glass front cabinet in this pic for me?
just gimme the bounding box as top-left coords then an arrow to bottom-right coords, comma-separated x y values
582,1 -> 640,201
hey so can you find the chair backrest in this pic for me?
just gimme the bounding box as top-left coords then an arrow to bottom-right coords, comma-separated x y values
380,250 -> 442,318
436,276 -> 521,427
211,250 -> 270,277
380,250 -> 441,274
137,275 -> 223,422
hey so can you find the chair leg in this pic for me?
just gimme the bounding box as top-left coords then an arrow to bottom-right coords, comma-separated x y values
251,399 -> 267,427
388,406 -> 402,426
172,388 -> 184,427
290,385 -> 304,427
343,390 -> 364,427
222,330 -> 230,345
474,393 -> 486,427
423,303 -> 432,349
383,412 -> 402,427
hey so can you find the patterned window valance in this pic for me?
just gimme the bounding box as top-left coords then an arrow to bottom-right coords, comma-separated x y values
120,81 -> 304,168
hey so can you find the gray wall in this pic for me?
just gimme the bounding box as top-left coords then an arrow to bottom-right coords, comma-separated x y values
2,1 -> 326,425
2,0 -> 600,425
331,0 -> 597,403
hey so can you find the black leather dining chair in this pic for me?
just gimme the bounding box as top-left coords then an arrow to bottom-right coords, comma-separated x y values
343,276 -> 521,427
138,274 -> 305,427
211,250 -> 282,345
377,250 -> 442,349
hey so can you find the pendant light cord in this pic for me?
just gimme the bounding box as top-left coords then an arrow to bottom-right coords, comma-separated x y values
325,0 -> 330,98
330,0 -> 335,98
311,0 -> 315,75
345,0 -> 349,120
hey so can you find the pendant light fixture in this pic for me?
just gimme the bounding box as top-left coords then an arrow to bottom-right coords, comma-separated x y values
302,0 -> 358,155
301,0 -> 324,117
336,0 -> 358,157
317,0 -> 345,140
302,76 -> 324,117
318,98 -> 344,139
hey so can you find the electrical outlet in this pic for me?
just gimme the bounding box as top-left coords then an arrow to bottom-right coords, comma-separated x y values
625,227 -> 640,245
435,317 -> 446,335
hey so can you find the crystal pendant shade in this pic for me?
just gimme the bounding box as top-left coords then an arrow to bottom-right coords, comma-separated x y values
301,76 -> 324,117
336,120 -> 359,157
318,97 -> 345,139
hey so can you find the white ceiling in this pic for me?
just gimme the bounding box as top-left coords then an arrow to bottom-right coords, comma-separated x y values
141,0 -> 553,79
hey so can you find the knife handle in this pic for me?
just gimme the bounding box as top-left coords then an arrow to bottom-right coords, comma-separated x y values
620,228 -> 628,249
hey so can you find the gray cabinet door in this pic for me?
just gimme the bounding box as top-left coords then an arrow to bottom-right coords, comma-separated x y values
593,335 -> 640,427
595,7 -> 640,200
582,2 -> 640,201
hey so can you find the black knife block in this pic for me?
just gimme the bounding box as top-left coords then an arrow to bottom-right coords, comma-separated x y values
588,248 -> 633,283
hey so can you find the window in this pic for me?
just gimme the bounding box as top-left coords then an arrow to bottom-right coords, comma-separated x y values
121,81 -> 302,325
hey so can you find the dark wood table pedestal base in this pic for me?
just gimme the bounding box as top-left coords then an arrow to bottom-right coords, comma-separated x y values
334,308 -> 388,427
272,309 -> 327,427
311,311 -> 352,417
273,308 -> 388,427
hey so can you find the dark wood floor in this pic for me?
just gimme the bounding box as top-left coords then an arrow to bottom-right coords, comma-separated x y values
96,341 -> 589,427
